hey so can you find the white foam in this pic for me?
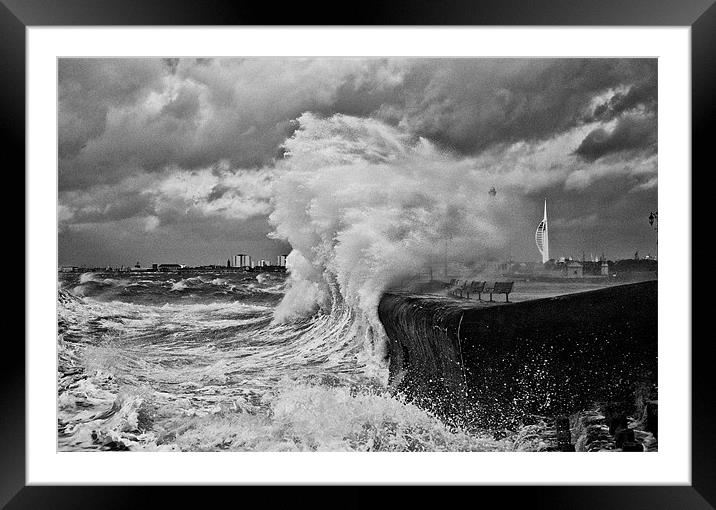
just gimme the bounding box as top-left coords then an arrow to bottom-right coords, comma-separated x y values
268,113 -> 516,367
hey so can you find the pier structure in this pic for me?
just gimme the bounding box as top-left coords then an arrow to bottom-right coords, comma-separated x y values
378,281 -> 657,430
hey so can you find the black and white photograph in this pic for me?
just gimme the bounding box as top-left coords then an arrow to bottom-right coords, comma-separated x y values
56,57 -> 659,453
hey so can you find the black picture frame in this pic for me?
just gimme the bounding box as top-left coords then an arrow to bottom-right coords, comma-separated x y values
4,0 -> 713,507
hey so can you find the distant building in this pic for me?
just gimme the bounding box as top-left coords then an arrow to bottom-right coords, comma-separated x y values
59,266 -> 78,273
131,265 -> 154,272
564,261 -> 583,278
233,254 -> 251,268
601,260 -> 610,276
257,259 -> 270,267
277,254 -> 287,267
535,199 -> 550,264
610,258 -> 658,275
158,263 -> 182,272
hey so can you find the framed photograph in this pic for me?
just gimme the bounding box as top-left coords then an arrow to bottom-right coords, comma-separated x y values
6,0 -> 712,506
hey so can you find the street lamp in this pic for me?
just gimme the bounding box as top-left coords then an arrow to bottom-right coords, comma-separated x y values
648,211 -> 658,259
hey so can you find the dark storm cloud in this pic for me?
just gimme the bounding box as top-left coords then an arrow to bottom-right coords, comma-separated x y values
58,59 -> 166,160
384,59 -> 657,156
574,114 -> 657,162
59,58 -> 657,191
162,58 -> 180,74
58,58 -> 659,266
67,191 -> 154,224
586,81 -> 658,123
207,184 -> 231,202
160,86 -> 201,119
59,58 -> 397,191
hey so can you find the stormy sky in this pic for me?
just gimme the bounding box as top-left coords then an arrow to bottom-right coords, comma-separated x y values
58,58 -> 658,267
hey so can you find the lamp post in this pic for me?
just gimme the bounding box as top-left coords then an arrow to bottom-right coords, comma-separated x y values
444,237 -> 448,281
648,211 -> 658,259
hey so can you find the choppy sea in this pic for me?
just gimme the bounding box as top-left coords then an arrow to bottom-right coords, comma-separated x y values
57,270 -> 647,452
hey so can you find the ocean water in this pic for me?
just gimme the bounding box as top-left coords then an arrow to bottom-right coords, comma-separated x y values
55,114 -> 658,453
58,270 -> 534,452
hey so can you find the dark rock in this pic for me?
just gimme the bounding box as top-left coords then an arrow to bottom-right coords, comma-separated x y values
614,426 -> 636,448
602,402 -> 632,434
621,441 -> 644,452
555,415 -> 573,450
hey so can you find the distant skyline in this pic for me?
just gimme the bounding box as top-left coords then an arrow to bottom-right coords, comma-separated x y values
58,58 -> 658,266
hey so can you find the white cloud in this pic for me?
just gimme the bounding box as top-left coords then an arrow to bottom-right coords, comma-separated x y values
630,176 -> 658,192
143,215 -> 160,231
59,163 -> 278,230
564,153 -> 657,190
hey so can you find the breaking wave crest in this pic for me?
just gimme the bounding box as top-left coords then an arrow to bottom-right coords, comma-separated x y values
268,113 -> 513,366
57,114 -> 537,452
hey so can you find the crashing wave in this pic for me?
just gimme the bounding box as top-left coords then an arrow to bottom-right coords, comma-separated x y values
267,113 -> 511,368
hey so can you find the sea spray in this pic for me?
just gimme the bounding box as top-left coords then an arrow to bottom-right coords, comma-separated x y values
57,115 -> 549,452
268,113 -> 514,367
57,263 -> 593,451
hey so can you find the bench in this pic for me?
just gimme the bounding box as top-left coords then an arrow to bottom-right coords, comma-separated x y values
448,279 -> 464,296
453,280 -> 469,297
488,281 -> 514,302
466,281 -> 486,300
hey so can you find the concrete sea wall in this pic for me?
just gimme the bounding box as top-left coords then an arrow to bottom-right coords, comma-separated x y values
378,281 -> 657,428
